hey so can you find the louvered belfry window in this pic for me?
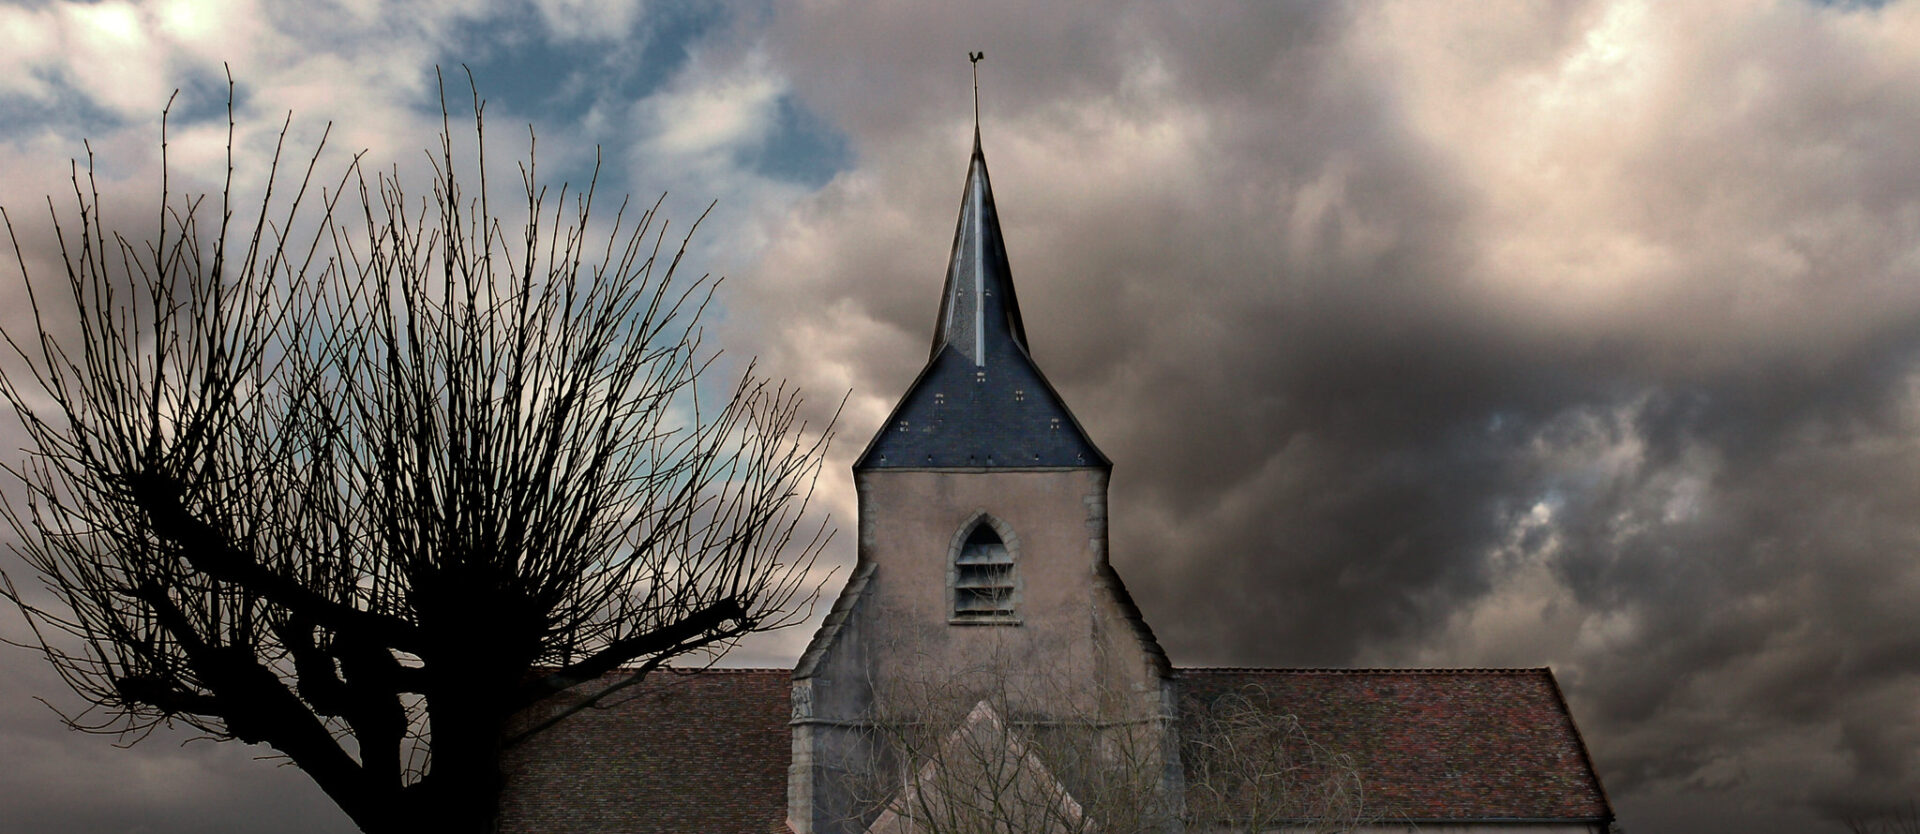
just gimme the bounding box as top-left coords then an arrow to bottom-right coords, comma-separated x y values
953,523 -> 1017,621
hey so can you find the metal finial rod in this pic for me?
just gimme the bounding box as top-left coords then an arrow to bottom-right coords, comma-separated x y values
969,51 -> 984,131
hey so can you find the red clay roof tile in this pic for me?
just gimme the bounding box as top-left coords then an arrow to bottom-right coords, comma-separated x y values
1179,668 -> 1612,823
501,666 -> 1610,832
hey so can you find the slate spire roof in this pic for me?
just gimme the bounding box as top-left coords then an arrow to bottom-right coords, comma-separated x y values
930,128 -> 1029,365
855,129 -> 1107,470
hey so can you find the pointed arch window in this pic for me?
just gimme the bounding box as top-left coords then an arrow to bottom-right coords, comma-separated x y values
952,521 -> 1019,623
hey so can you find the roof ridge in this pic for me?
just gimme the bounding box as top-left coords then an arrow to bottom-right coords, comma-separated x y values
1175,666 -> 1551,675
1542,666 -> 1616,822
546,665 -> 1558,676
525,664 -> 794,675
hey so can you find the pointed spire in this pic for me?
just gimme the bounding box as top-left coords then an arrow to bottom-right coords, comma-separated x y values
852,59 -> 1106,471
930,53 -> 1028,366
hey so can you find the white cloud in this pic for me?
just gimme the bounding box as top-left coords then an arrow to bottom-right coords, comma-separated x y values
641,48 -> 785,163
532,0 -> 646,41
1360,0 -> 1920,369
12,1 -> 1920,831
0,5 -> 64,101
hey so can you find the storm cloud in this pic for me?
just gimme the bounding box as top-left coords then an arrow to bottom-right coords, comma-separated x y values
4,1 -> 1919,832
733,1 -> 1920,830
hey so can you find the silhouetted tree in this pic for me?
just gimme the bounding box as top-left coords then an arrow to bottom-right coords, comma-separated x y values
0,76 -> 832,834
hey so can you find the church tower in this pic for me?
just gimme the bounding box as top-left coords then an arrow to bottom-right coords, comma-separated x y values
786,125 -> 1176,834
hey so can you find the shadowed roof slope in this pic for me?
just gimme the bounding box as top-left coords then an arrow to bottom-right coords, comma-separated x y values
499,669 -> 791,834
501,667 -> 1611,833
1179,668 -> 1613,824
855,133 -> 1106,470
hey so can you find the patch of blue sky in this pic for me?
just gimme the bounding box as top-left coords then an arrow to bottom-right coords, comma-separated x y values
2,61 -> 216,142
452,2 -> 728,125
447,2 -> 850,188
426,2 -> 735,211
1807,0 -> 1896,9
0,82 -> 125,144
748,93 -> 852,188
387,0 -> 849,415
165,63 -> 244,126
1,63 -> 237,166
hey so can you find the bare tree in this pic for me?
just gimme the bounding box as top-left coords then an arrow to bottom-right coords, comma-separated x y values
1181,685 -> 1373,834
0,76 -> 832,834
1847,804 -> 1920,834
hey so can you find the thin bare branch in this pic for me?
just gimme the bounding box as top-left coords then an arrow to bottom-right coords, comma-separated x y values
0,78 -> 833,834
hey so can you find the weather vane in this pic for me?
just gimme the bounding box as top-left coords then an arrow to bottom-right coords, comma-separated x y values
969,51 -> 984,130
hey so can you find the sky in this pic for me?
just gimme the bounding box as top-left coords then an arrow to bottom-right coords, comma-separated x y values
2,0 -> 1919,832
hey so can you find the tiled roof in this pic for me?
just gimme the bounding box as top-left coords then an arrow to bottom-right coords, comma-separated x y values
501,666 -> 1611,832
856,341 -> 1106,469
499,668 -> 792,834
1178,668 -> 1613,824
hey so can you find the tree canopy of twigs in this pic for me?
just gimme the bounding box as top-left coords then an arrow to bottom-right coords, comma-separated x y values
842,647 -> 1375,834
1182,685 -> 1372,834
0,73 -> 833,834
847,646 -> 1178,834
1848,804 -> 1920,834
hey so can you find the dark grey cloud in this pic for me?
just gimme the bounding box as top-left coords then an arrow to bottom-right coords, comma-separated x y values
0,656 -> 355,834
8,0 -> 1920,832
732,1 -> 1920,831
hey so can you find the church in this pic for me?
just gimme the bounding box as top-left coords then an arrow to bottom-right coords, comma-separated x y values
499,126 -> 1615,834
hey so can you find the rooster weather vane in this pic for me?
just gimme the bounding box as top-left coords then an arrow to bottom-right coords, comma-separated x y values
970,51 -> 984,129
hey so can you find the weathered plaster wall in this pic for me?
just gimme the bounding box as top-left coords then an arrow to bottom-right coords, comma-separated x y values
789,467 -> 1175,834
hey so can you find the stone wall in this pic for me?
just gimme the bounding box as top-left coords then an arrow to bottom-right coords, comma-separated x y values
789,467 -> 1177,834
